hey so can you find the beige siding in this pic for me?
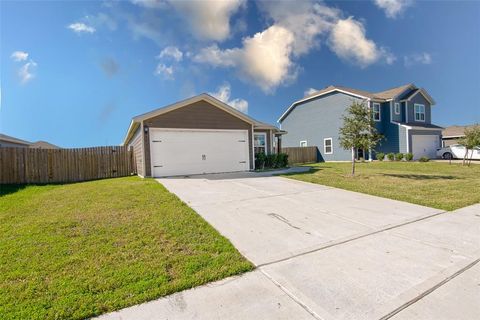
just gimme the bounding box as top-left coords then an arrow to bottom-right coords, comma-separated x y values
143,101 -> 253,176
127,126 -> 144,177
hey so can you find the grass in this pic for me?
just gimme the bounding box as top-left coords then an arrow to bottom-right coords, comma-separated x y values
0,177 -> 253,320
284,161 -> 480,211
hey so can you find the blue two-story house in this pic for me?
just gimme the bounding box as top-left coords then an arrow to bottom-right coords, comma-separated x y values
278,84 -> 443,160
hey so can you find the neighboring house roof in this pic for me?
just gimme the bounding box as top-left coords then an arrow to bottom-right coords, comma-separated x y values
442,125 -> 477,138
0,133 -> 31,146
395,122 -> 444,130
123,93 -> 280,145
30,141 -> 60,149
278,83 -> 435,123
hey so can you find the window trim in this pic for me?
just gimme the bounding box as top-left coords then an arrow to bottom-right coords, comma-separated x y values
414,103 -> 426,122
324,138 -> 333,155
300,140 -> 308,147
372,103 -> 381,122
254,132 -> 267,154
394,102 -> 400,115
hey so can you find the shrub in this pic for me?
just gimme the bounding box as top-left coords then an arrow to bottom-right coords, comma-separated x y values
376,152 -> 385,161
387,153 -> 395,161
395,153 -> 404,161
419,156 -> 429,162
276,153 -> 289,168
405,153 -> 413,161
265,154 -> 276,168
255,152 -> 266,169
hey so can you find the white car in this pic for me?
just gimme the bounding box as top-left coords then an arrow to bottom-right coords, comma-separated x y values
436,144 -> 480,160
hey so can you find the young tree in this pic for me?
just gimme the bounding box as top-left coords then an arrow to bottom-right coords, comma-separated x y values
458,124 -> 480,166
339,101 -> 383,176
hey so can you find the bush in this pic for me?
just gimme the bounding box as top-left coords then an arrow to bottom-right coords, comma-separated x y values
395,153 -> 404,161
387,153 -> 395,161
276,153 -> 289,168
255,152 -> 266,169
405,153 -> 413,161
376,152 -> 385,161
255,153 -> 289,170
419,156 -> 429,162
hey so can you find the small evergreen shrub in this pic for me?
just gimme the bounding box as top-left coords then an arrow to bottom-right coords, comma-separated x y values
387,153 -> 395,161
405,153 -> 413,161
376,152 -> 385,161
255,153 -> 289,170
276,153 -> 289,168
265,154 -> 276,168
255,152 -> 266,169
419,156 -> 430,162
395,153 -> 404,161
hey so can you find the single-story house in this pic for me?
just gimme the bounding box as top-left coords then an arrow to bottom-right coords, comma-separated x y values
441,125 -> 476,147
0,133 -> 60,149
123,94 -> 284,177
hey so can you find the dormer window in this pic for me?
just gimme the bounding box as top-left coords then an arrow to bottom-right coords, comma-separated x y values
414,104 -> 425,122
372,103 -> 381,122
394,102 -> 400,115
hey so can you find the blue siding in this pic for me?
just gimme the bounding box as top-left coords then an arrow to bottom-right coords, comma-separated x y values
406,94 -> 432,124
375,102 -> 401,155
280,92 -> 365,161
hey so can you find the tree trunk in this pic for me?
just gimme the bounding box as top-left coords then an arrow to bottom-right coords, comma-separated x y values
468,149 -> 474,166
463,148 -> 469,166
351,147 -> 356,176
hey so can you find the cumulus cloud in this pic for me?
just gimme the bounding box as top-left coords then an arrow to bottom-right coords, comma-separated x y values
374,0 -> 414,18
169,0 -> 245,41
11,51 -> 29,62
210,83 -> 248,114
154,63 -> 174,79
68,22 -> 96,34
328,17 -> 395,67
158,46 -> 183,61
194,25 -> 295,93
18,60 -> 37,84
101,58 -> 119,77
304,88 -> 318,97
404,52 -> 432,67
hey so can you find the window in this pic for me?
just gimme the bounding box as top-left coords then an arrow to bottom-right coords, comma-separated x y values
324,138 -> 333,154
394,102 -> 400,115
372,103 -> 381,121
254,133 -> 266,154
300,140 -> 307,147
414,104 -> 425,122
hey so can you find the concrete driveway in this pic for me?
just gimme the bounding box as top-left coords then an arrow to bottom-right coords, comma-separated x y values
99,172 -> 480,320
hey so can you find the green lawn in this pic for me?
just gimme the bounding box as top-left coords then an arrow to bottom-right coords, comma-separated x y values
0,177 -> 253,320
284,162 -> 480,211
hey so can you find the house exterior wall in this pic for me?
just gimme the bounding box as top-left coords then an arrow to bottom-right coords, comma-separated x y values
375,102 -> 401,155
408,129 -> 442,150
280,92 -> 366,161
127,126 -> 144,177
0,140 -> 30,148
141,100 -> 254,176
406,94 -> 432,125
442,138 -> 460,147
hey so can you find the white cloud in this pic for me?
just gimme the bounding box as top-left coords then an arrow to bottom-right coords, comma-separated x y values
85,13 -> 117,31
404,52 -> 432,67
18,60 -> 37,84
328,17 -> 395,67
158,46 -> 183,62
154,63 -> 174,79
68,22 -> 96,34
194,25 -> 295,93
304,88 -> 318,97
210,83 -> 248,114
374,0 -> 413,18
11,51 -> 29,62
169,0 -> 245,41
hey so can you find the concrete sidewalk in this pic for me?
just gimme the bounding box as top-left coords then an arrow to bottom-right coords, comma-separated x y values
98,174 -> 480,319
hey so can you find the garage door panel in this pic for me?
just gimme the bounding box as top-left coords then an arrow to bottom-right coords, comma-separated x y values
412,135 -> 439,160
150,129 -> 249,177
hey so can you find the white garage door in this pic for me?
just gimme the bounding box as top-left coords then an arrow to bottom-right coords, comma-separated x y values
150,129 -> 250,177
412,135 -> 439,159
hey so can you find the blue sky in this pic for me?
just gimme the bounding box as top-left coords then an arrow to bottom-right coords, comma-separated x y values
1,0 -> 479,147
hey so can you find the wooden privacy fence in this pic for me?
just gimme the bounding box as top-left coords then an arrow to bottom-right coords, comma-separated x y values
0,146 -> 136,184
281,146 -> 318,164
